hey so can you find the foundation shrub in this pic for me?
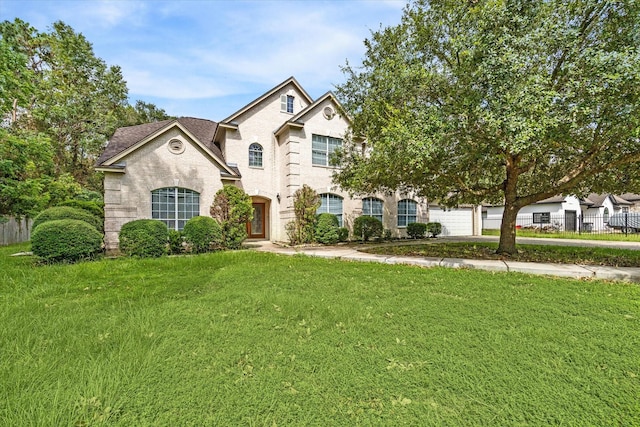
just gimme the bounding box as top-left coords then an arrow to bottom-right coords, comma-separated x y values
407,222 -> 427,239
31,219 -> 103,262
315,213 -> 340,245
119,219 -> 168,257
32,206 -> 103,232
183,216 -> 222,253
353,215 -> 383,241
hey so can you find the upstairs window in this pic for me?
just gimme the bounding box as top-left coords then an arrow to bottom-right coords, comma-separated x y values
281,94 -> 294,113
397,199 -> 417,227
249,143 -> 263,168
317,193 -> 343,226
312,134 -> 342,166
152,187 -> 199,231
362,197 -> 383,223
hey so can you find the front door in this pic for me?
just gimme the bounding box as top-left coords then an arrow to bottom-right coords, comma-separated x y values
565,210 -> 577,232
248,203 -> 266,238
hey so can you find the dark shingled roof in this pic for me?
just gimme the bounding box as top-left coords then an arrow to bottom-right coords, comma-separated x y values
97,117 -> 222,166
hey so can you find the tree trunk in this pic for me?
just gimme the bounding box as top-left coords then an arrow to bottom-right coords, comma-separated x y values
497,203 -> 520,255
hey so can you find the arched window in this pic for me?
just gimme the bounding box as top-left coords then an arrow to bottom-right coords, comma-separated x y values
317,193 -> 344,226
362,197 -> 383,223
151,187 -> 200,231
397,199 -> 417,227
249,143 -> 263,167
603,207 -> 609,222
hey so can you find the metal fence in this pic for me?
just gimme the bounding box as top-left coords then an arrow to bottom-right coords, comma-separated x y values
483,212 -> 638,235
0,217 -> 32,246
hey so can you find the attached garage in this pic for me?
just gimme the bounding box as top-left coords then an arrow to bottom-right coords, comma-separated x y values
429,206 -> 480,236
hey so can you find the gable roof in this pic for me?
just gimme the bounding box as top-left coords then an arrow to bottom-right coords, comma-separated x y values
220,76 -> 313,124
274,91 -> 349,137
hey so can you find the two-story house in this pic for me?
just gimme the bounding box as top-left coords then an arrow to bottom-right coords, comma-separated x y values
97,77 -> 480,250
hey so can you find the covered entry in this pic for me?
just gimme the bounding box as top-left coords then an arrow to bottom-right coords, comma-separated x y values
247,197 -> 270,239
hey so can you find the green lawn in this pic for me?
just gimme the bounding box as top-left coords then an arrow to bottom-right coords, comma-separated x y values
483,228 -> 640,242
361,242 -> 640,267
1,243 -> 639,426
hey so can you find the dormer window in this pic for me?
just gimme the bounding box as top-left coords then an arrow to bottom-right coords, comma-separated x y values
281,94 -> 294,113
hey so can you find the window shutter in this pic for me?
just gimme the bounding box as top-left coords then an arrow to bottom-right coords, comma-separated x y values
280,95 -> 287,112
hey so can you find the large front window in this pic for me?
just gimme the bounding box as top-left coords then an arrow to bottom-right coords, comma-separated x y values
317,193 -> 343,226
312,134 -> 342,166
362,197 -> 383,223
397,199 -> 417,227
151,187 -> 200,230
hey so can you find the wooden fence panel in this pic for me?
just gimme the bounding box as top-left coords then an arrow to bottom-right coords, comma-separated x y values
0,217 -> 32,246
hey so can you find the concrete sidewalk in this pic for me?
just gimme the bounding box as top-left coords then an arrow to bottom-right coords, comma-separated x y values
247,239 -> 640,283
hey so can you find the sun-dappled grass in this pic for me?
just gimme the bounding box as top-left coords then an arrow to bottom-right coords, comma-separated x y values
482,228 -> 640,242
362,241 -> 640,267
1,243 -> 639,425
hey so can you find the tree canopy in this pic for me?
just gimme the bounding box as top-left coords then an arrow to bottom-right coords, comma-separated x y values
0,18 -> 170,218
335,0 -> 640,253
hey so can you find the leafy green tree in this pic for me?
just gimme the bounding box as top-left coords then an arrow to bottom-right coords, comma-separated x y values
0,19 -> 169,193
210,185 -> 253,249
335,0 -> 640,254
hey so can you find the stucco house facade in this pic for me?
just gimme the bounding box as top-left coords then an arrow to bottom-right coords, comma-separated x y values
483,193 -> 636,232
97,77 -> 480,250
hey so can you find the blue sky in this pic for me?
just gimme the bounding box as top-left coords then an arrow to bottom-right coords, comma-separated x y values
1,0 -> 406,120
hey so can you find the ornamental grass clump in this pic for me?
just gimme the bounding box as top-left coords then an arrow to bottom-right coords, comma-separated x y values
119,219 -> 168,257
183,216 -> 222,253
31,219 -> 103,263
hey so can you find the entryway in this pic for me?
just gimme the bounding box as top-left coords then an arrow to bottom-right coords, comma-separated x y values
248,202 -> 266,239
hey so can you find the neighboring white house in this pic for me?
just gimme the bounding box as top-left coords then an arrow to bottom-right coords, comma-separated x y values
97,77 -> 481,250
483,194 -> 635,232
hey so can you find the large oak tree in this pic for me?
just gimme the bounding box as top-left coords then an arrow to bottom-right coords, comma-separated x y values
335,0 -> 640,254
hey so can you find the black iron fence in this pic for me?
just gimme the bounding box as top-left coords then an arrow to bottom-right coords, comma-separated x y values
483,212 -> 640,235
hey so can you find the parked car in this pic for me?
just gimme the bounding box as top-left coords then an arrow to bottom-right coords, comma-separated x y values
607,212 -> 640,233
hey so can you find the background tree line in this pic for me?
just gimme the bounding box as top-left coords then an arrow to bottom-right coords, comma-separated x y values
0,18 -> 170,220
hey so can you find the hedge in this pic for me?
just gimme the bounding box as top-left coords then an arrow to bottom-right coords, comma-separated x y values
31,219 -> 103,262
183,216 -> 222,253
32,206 -> 103,232
353,216 -> 383,241
406,222 -> 427,239
119,219 -> 168,257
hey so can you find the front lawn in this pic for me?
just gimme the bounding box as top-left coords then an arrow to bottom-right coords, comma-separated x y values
1,244 -> 639,425
362,242 -> 640,267
483,228 -> 640,242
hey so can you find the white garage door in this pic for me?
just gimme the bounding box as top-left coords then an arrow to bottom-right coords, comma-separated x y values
429,207 -> 474,236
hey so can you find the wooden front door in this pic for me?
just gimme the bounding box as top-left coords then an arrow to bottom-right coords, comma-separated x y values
248,203 -> 266,238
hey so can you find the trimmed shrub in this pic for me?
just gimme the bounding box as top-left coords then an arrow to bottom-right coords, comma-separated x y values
338,227 -> 349,242
406,222 -> 427,239
426,222 -> 442,238
315,213 -> 340,245
31,219 -> 103,262
210,185 -> 253,249
168,229 -> 184,255
58,199 -> 104,220
32,206 -> 103,232
287,184 -> 320,245
119,219 -> 168,257
183,216 -> 222,253
353,215 -> 383,241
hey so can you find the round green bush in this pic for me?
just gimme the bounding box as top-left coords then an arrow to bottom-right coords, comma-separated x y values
58,199 -> 104,220
315,213 -> 340,244
338,227 -> 349,242
31,219 -> 103,262
353,215 -> 383,241
426,222 -> 442,237
119,219 -> 168,257
32,206 -> 103,232
406,222 -> 427,239
168,229 -> 184,255
183,216 -> 222,253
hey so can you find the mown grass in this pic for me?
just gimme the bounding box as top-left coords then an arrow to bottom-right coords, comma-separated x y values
362,242 -> 640,267
1,243 -> 639,426
482,228 -> 640,242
